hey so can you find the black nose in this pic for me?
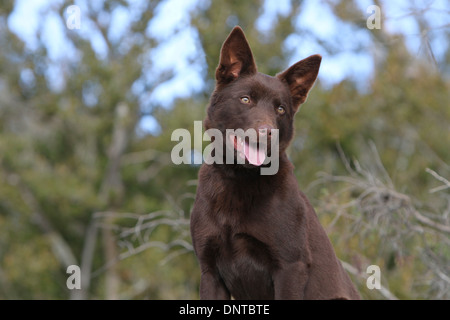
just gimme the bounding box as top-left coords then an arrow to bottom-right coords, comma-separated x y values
258,124 -> 274,136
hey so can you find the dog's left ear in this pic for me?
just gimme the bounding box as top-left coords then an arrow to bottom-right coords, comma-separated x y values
277,54 -> 322,112
215,26 -> 257,86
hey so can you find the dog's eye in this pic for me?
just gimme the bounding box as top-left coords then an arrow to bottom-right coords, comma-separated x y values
240,96 -> 250,104
277,106 -> 286,115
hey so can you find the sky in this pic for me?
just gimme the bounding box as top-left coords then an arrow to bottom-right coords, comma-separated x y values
7,0 -> 449,134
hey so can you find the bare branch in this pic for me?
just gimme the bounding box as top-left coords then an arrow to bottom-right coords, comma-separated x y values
314,142 -> 450,299
91,199 -> 193,280
411,208 -> 450,234
426,168 -> 450,193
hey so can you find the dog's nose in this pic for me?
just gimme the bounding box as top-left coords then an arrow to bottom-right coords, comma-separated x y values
258,124 -> 274,136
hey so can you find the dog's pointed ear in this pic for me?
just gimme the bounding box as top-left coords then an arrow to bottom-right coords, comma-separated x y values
215,26 -> 257,85
277,54 -> 322,112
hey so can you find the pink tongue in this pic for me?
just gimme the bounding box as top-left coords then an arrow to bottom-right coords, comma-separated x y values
244,142 -> 266,166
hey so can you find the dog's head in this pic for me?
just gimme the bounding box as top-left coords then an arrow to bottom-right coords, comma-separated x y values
205,26 -> 321,169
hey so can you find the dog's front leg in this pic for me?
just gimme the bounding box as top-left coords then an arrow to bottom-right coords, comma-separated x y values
199,270 -> 230,300
273,261 -> 309,299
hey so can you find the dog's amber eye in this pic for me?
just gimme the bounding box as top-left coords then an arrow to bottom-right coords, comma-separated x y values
240,96 -> 250,104
277,106 -> 286,115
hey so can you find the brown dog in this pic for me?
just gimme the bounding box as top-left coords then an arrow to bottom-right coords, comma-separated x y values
190,26 -> 360,300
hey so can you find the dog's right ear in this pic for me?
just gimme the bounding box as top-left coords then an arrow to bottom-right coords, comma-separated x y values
215,26 -> 257,85
277,54 -> 322,112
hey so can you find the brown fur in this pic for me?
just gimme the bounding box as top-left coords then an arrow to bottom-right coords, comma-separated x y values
190,26 -> 360,300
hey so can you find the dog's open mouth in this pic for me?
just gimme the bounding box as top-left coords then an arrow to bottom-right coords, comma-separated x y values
228,134 -> 266,166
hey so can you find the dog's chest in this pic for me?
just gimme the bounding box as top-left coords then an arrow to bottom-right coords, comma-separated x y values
214,229 -> 275,299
